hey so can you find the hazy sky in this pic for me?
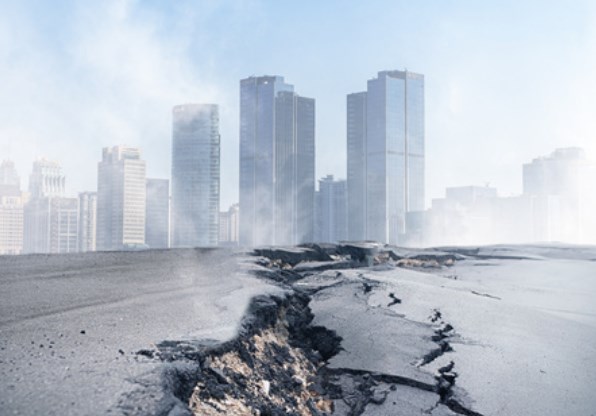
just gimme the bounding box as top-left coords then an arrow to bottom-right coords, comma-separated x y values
1,0 -> 596,208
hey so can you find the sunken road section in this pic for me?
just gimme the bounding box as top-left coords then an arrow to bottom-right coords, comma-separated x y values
128,243 -> 485,415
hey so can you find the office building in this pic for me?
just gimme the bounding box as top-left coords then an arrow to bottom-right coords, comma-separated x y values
347,70 -> 425,244
426,186 -> 498,246
78,192 -> 97,252
0,160 -> 23,254
347,92 -> 367,241
146,178 -> 169,249
28,158 -> 65,199
23,159 -> 78,254
171,104 -> 220,247
239,75 -> 315,246
315,175 -> 347,243
97,146 -> 146,251
219,203 -> 240,246
523,147 -> 596,242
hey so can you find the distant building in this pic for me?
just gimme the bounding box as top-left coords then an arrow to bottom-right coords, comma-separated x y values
0,160 -> 20,189
219,203 -> 239,246
97,146 -> 146,251
78,192 -> 97,252
145,178 -> 169,249
171,104 -> 220,247
53,197 -> 78,253
219,212 -> 229,245
315,175 -> 347,243
0,193 -> 23,255
420,148 -> 596,246
425,186 -> 498,246
239,75 -> 315,246
23,159 -> 78,254
28,158 -> 65,199
522,147 -> 596,242
523,148 -> 587,196
0,161 -> 23,254
346,92 -> 367,241
24,197 -> 78,253
347,70 -> 425,244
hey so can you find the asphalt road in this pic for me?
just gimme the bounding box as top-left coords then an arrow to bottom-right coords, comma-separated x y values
300,245 -> 596,415
0,248 -> 278,416
2,244 -> 595,416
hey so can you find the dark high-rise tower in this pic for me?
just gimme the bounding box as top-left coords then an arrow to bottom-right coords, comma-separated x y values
171,104 -> 220,247
347,70 -> 425,244
239,76 -> 315,246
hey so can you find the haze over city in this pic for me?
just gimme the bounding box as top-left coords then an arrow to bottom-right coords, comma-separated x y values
3,0 -> 596,210
2,2 -> 596,416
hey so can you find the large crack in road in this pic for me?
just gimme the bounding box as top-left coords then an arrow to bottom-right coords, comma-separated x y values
125,243 -> 485,415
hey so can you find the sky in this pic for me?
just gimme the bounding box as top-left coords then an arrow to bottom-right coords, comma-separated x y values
1,0 -> 596,209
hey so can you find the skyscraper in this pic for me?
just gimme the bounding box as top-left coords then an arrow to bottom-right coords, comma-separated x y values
145,178 -> 169,249
28,158 -> 65,199
78,192 -> 97,252
0,160 -> 20,189
347,70 -> 425,244
0,160 -> 23,255
315,175 -> 347,243
97,146 -> 146,251
171,104 -> 220,247
522,147 -> 596,242
23,159 -> 78,253
347,92 -> 367,241
219,203 -> 240,246
239,75 -> 315,246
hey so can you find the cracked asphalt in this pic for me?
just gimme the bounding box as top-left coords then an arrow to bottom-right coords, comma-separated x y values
1,244 -> 595,415
0,248 -> 280,416
298,245 -> 596,415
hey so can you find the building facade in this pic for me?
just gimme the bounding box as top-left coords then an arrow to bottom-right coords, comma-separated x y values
171,104 -> 220,247
52,197 -> 78,253
28,158 -> 65,199
315,175 -> 347,243
347,92 -> 367,241
97,146 -> 146,251
0,160 -> 23,254
23,159 -> 78,254
239,75 -> 315,246
347,70 -> 425,244
78,192 -> 97,252
145,178 -> 169,249
219,203 -> 239,246
0,194 -> 23,254
522,147 -> 596,243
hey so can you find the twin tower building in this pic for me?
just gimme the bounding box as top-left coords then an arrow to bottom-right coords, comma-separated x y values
236,69 -> 425,247
136,70 -> 424,249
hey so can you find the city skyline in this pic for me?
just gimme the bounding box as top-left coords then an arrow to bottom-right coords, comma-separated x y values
1,141 -> 595,252
2,1 -> 596,210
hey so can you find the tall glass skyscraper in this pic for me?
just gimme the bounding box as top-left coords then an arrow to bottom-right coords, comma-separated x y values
171,104 -> 220,247
347,70 -> 425,244
239,76 -> 315,247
